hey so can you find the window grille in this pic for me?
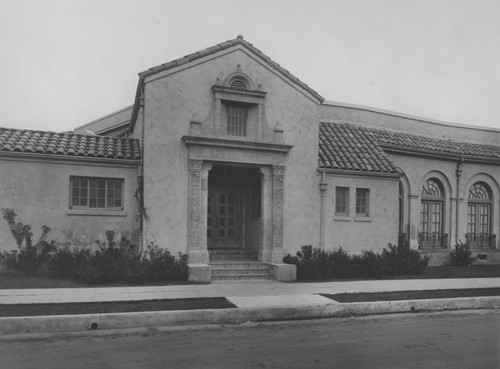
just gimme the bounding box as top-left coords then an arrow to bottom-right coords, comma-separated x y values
467,182 -> 493,248
230,79 -> 248,90
226,104 -> 248,136
419,178 -> 446,248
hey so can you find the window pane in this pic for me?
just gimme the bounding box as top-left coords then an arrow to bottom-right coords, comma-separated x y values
335,187 -> 349,215
226,104 -> 248,136
70,177 -> 122,210
355,188 -> 369,216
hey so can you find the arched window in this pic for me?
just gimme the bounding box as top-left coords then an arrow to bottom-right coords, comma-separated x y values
229,78 -> 248,90
419,178 -> 447,249
467,182 -> 494,248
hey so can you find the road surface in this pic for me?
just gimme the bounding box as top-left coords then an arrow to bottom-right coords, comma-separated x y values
1,310 -> 498,368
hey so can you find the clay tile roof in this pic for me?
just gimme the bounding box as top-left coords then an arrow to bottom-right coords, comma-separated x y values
139,35 -> 324,104
367,128 -> 500,159
319,122 -> 500,174
0,127 -> 141,161
319,122 -> 399,174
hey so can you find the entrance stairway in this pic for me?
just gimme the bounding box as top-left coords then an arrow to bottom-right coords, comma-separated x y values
209,249 -> 274,281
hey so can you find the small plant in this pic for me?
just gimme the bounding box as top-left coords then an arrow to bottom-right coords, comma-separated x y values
1,208 -> 56,276
450,241 -> 476,266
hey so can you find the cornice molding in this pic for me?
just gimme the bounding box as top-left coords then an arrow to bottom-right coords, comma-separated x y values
0,151 -> 140,168
379,144 -> 500,164
317,168 -> 401,180
182,135 -> 293,153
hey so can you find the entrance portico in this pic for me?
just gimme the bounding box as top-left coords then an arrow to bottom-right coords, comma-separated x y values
182,135 -> 293,282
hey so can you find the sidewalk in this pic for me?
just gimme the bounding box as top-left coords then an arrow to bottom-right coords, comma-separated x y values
1,278 -> 499,335
1,278 -> 499,304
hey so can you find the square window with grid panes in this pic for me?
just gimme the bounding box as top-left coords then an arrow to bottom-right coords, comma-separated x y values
335,187 -> 349,216
356,188 -> 370,216
71,177 -> 123,210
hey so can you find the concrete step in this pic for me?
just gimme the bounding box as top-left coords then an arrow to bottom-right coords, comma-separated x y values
210,260 -> 274,281
209,249 -> 257,261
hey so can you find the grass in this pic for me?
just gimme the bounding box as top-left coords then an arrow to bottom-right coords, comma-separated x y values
322,288 -> 500,303
0,265 -> 498,318
0,298 -> 237,317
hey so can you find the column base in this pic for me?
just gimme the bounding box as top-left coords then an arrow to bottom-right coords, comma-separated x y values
269,263 -> 296,282
188,264 -> 212,283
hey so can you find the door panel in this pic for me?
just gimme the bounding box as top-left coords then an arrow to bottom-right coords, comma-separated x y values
207,189 -> 241,248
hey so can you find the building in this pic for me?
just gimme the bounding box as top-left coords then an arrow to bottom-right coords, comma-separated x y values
2,36 -> 499,282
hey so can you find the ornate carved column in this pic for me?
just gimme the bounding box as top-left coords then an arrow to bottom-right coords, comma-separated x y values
271,165 -> 285,263
187,159 -> 209,264
259,166 -> 273,262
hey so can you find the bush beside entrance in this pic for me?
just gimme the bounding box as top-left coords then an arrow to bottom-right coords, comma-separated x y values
283,243 -> 429,280
0,209 -> 188,284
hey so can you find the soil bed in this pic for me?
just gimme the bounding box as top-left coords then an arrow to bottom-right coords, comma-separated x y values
322,287 -> 500,303
0,297 -> 236,317
1,265 -> 499,289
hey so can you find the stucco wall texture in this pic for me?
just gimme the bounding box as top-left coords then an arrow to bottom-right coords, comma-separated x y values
322,175 -> 400,254
138,47 -> 321,257
0,159 -> 139,251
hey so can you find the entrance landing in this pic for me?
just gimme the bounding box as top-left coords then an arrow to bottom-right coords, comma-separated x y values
209,249 -> 273,280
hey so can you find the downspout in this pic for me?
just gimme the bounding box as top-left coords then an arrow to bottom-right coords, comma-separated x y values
138,93 -> 146,253
319,170 -> 328,248
455,158 -> 464,245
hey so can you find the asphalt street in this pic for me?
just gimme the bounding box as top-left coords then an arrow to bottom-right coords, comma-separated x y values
1,310 -> 498,369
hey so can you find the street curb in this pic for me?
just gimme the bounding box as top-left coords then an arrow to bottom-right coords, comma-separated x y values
1,296 -> 499,335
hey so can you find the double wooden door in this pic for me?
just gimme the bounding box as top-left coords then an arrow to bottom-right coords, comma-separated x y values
207,189 -> 241,248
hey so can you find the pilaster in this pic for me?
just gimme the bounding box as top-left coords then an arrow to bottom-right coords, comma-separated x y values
187,159 -> 209,265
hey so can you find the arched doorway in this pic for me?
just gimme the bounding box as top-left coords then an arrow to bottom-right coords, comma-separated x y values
466,182 -> 494,249
418,178 -> 448,249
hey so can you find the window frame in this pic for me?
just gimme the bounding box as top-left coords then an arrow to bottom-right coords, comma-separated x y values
69,176 -> 124,211
355,188 -> 370,217
335,187 -> 350,216
467,182 -> 493,246
224,102 -> 249,137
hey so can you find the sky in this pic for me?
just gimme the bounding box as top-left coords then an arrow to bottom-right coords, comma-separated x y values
0,0 -> 499,132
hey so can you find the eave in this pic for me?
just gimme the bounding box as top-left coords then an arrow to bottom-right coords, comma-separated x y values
0,151 -> 141,168
317,167 -> 401,180
380,144 -> 500,165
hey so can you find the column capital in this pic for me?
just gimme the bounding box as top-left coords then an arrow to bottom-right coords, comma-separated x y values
188,159 -> 203,171
273,165 -> 285,176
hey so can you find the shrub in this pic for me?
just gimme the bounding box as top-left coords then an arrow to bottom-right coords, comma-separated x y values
450,241 -> 476,266
1,209 -> 56,276
284,243 -> 429,280
46,233 -> 188,284
47,247 -> 91,279
383,243 -> 429,276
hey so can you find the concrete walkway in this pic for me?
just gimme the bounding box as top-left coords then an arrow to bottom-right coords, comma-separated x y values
1,278 -> 499,305
1,278 -> 499,335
